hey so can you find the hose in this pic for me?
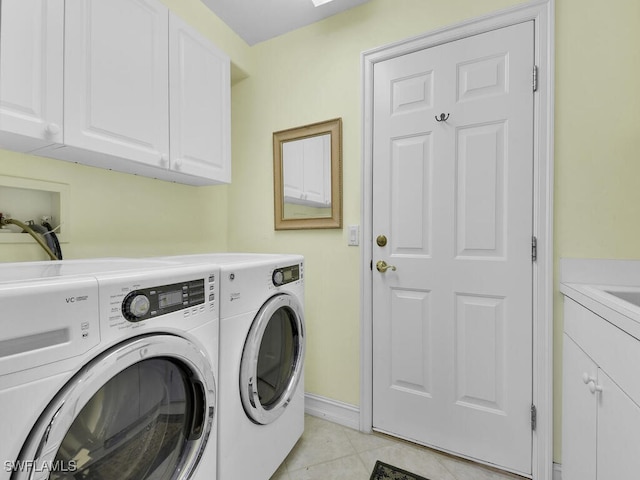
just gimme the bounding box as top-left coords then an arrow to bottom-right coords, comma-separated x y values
28,223 -> 58,258
42,221 -> 63,260
0,218 -> 58,261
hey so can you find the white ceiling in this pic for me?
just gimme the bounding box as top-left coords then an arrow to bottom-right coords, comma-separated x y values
200,0 -> 371,46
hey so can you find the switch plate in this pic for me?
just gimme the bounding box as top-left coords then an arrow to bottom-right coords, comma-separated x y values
348,225 -> 360,246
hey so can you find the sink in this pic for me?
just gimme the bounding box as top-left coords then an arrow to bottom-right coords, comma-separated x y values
605,290 -> 640,308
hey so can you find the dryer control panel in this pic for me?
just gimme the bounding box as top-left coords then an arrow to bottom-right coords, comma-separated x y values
272,264 -> 301,287
122,279 -> 205,322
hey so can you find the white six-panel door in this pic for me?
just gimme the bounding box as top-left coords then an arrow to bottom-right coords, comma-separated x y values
372,22 -> 534,475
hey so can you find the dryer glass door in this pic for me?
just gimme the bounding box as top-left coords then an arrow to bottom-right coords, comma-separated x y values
240,293 -> 305,425
13,335 -> 215,480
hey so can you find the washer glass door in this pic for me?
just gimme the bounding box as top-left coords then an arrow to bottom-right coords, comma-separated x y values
240,293 -> 305,425
14,334 -> 215,480
53,359 -> 195,479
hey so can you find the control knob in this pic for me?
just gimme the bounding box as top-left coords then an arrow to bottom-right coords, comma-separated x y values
272,270 -> 284,287
123,293 -> 151,321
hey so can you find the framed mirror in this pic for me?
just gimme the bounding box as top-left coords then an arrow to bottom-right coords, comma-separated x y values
273,118 -> 342,230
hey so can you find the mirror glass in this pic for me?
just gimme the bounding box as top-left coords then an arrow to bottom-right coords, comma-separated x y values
273,118 -> 342,230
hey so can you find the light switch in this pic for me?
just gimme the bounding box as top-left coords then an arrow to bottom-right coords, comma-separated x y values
348,225 -> 360,246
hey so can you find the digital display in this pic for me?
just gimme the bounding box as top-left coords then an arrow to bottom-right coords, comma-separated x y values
284,270 -> 293,281
159,290 -> 183,309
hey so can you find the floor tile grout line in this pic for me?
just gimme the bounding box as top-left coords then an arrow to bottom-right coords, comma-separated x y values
354,451 -> 371,476
285,447 -> 358,474
287,452 -> 358,473
288,452 -> 371,479
284,419 -> 360,474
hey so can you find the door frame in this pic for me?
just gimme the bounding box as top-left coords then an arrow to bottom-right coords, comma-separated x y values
359,1 -> 554,479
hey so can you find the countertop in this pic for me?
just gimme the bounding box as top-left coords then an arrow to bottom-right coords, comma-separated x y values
561,282 -> 640,341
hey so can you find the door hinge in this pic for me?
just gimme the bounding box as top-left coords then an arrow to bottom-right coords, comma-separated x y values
370,259 -> 373,271
533,65 -> 539,92
531,236 -> 537,262
531,404 -> 537,431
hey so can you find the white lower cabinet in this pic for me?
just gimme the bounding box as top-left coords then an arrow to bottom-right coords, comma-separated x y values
596,368 -> 640,478
562,335 -> 597,480
562,298 -> 640,480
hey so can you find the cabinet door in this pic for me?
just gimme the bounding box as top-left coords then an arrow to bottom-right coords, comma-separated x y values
562,335 -> 597,480
64,0 -> 169,167
283,140 -> 305,201
597,369 -> 640,478
282,135 -> 330,206
302,134 -> 331,206
169,13 -> 230,183
0,0 -> 63,151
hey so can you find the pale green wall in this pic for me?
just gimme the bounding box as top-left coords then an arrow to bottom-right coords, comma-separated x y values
229,0 -> 528,404
3,0 -> 640,466
229,0 -> 527,406
227,0 -> 640,466
553,0 -> 640,462
0,149 -> 231,261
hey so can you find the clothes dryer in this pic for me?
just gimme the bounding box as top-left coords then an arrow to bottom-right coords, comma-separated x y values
0,259 -> 219,480
159,254 -> 305,480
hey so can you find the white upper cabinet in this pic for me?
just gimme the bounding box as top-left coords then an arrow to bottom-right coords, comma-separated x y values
0,0 -> 231,185
64,0 -> 170,168
169,13 -> 231,183
0,0 -> 64,151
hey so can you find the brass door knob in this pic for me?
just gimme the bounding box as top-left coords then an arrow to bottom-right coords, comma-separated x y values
376,260 -> 397,273
376,235 -> 388,247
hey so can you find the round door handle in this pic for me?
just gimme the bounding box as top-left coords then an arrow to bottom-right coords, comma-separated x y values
45,123 -> 61,136
588,381 -> 603,394
376,260 -> 397,273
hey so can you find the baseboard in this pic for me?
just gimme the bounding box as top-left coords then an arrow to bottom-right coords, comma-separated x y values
553,462 -> 562,480
304,392 -> 360,430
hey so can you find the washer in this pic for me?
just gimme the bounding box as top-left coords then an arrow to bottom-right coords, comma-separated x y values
0,259 -> 220,480
159,254 -> 305,480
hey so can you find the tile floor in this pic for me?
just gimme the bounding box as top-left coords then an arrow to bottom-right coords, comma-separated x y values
270,415 -> 526,480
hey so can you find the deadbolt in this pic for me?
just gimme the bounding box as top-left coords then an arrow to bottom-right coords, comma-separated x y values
376,235 -> 388,247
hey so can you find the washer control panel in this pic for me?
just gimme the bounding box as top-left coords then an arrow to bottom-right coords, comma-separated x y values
122,279 -> 205,322
272,264 -> 301,287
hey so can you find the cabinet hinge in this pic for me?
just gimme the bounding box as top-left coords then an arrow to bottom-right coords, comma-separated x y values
531,404 -> 537,431
533,65 -> 539,92
531,236 -> 537,262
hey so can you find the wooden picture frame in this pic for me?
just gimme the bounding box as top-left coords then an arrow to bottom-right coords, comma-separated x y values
273,118 -> 342,230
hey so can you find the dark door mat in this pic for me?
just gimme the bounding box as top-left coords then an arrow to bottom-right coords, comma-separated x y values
370,460 -> 430,480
